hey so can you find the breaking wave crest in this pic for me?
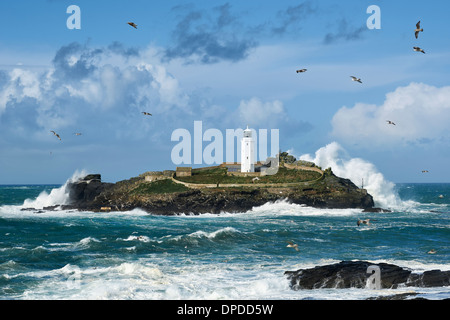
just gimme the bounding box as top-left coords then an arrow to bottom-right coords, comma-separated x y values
300,142 -> 407,210
21,170 -> 88,209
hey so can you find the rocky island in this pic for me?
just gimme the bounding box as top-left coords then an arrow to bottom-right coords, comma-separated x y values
59,158 -> 376,215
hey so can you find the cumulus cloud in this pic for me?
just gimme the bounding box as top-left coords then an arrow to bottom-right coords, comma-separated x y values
0,42 -> 189,142
238,97 -> 286,127
235,97 -> 313,142
0,68 -> 42,113
331,82 -> 450,147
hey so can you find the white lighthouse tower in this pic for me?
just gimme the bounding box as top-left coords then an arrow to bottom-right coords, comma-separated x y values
241,126 -> 255,173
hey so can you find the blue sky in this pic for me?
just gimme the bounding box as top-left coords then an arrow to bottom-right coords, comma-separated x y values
0,0 -> 449,184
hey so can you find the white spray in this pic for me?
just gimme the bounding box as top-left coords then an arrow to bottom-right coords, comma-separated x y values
299,142 -> 402,209
22,170 -> 88,209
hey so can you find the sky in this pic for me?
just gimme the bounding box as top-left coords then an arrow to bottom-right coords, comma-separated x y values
0,0 -> 449,184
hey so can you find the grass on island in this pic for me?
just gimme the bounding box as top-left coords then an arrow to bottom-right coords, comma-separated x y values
175,166 -> 322,185
131,179 -> 189,195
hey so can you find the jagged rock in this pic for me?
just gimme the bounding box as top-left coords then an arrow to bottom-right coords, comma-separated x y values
407,269 -> 450,287
81,174 -> 101,181
67,174 -> 113,205
285,261 -> 450,290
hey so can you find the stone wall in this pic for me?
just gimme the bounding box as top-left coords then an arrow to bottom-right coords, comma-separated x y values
283,163 -> 323,174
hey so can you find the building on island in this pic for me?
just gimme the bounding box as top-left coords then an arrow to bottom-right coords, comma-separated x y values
176,167 -> 192,177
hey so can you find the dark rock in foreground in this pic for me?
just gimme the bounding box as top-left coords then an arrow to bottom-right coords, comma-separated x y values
285,261 -> 450,290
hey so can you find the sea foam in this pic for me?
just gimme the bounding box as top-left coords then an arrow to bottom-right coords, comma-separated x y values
21,170 -> 88,209
300,142 -> 404,210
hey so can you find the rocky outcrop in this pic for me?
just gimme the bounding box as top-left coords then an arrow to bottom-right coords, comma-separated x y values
62,169 -> 375,214
66,174 -> 113,208
285,261 -> 450,290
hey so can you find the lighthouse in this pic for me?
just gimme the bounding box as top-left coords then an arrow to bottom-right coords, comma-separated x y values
241,126 -> 255,173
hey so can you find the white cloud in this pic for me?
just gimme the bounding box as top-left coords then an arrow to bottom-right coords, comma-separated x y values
237,97 -> 287,127
331,82 -> 450,146
0,43 -> 191,138
0,68 -> 42,113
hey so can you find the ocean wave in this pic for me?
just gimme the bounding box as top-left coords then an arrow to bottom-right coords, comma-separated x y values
119,235 -> 151,243
247,199 -> 362,217
1,186 -> 33,190
21,170 -> 88,210
76,237 -> 101,248
300,142 -> 406,210
188,227 -> 241,239
6,256 -> 450,300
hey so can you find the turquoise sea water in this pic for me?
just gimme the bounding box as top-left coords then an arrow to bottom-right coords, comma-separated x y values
0,181 -> 449,300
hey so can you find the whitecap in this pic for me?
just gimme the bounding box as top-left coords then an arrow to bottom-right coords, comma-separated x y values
188,227 -> 241,239
120,235 -> 151,243
21,170 -> 88,210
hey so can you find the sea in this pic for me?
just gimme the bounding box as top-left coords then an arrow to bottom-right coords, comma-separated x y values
0,173 -> 449,300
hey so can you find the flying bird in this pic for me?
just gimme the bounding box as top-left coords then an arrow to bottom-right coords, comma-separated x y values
50,131 -> 61,141
415,21 -> 423,39
142,112 -> 152,116
350,76 -> 362,83
127,22 -> 138,29
296,69 -> 307,73
357,219 -> 377,226
286,241 -> 299,252
74,133 -> 82,136
386,120 -> 396,126
413,46 -> 426,54
422,170 -> 429,173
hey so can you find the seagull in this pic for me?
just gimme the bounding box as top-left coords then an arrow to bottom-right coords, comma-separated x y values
74,133 -> 82,136
357,219 -> 377,226
127,22 -> 138,29
350,76 -> 362,83
286,241 -> 299,252
50,131 -> 61,141
413,46 -> 426,54
386,120 -> 396,126
296,69 -> 307,73
415,21 -> 423,39
142,112 -> 152,116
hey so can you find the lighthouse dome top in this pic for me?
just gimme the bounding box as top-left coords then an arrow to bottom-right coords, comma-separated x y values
243,125 -> 252,138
